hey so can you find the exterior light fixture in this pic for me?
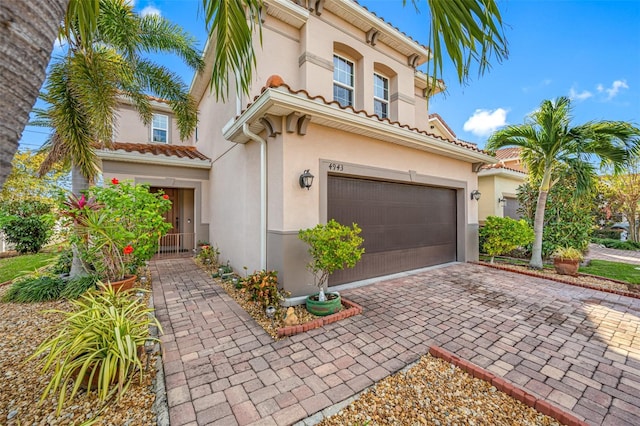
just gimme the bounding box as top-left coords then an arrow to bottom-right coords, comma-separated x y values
498,197 -> 507,207
470,190 -> 481,201
299,169 -> 314,190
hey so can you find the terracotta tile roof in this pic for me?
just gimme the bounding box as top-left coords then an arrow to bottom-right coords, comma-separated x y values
246,75 -> 490,155
495,147 -> 521,160
109,142 -> 210,161
480,162 -> 526,174
428,113 -> 457,139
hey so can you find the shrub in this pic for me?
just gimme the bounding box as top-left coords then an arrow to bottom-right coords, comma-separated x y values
592,228 -> 622,240
197,244 -> 219,265
518,174 -> 594,257
50,247 -> 73,275
242,270 -> 286,309
29,284 -> 161,414
298,219 -> 364,293
479,216 -> 535,263
60,274 -> 100,299
2,275 -> 66,303
0,199 -> 54,254
591,237 -> 640,251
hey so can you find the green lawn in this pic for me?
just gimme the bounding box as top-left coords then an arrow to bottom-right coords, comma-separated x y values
581,260 -> 640,285
0,252 -> 59,283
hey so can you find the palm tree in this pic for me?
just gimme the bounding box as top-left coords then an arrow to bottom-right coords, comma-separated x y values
487,96 -> 640,269
34,0 -> 203,190
1,0 -> 508,188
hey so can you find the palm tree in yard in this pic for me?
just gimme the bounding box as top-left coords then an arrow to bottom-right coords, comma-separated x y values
487,96 -> 640,269
34,0 -> 203,192
1,0 -> 508,188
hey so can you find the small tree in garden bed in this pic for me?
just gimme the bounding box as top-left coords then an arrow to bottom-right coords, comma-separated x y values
298,219 -> 364,301
480,216 -> 534,263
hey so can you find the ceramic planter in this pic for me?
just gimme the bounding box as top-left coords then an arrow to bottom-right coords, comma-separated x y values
553,258 -> 579,276
107,275 -> 137,293
306,292 -> 342,316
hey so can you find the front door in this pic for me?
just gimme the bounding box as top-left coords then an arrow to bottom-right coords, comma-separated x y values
162,188 -> 180,234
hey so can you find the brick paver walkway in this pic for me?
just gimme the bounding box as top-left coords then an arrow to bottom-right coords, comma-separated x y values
151,259 -> 640,426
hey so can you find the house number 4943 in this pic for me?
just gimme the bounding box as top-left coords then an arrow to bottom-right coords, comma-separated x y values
328,163 -> 344,171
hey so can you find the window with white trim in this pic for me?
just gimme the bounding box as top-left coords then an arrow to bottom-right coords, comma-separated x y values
373,73 -> 389,118
152,114 -> 168,143
333,54 -> 354,107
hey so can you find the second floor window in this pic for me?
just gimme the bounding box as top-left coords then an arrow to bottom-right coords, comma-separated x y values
374,73 -> 389,118
152,114 -> 168,143
333,55 -> 354,107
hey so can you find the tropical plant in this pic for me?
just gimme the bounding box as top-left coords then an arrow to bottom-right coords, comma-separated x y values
242,270 -> 286,309
551,246 -> 584,261
29,283 -> 160,415
60,274 -> 101,299
487,96 -> 640,268
61,179 -> 172,281
0,199 -> 55,254
298,219 -> 364,301
197,244 -> 220,265
2,275 -> 66,303
479,216 -> 534,263
600,158 -> 640,242
33,0 -> 203,194
0,150 -> 68,205
1,0 -> 508,190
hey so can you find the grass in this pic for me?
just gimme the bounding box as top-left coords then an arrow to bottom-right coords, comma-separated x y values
0,251 -> 59,283
581,260 -> 640,285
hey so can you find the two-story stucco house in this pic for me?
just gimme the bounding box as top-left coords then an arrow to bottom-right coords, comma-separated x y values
98,0 -> 497,298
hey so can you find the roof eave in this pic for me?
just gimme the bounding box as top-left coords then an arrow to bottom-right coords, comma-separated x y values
478,168 -> 526,179
97,149 -> 212,169
223,88 -> 497,164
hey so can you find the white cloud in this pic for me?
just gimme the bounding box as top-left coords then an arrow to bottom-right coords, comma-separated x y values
569,87 -> 593,101
463,108 -> 508,137
141,5 -> 161,17
600,80 -> 629,99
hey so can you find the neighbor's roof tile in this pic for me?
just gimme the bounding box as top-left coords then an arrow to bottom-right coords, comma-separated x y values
109,142 -> 210,161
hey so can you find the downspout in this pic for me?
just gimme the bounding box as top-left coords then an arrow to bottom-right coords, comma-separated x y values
242,123 -> 267,270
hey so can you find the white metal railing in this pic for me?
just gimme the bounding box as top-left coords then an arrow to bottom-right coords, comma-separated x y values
156,233 -> 196,258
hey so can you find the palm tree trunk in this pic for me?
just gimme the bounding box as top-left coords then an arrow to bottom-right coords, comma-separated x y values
69,165 -> 90,278
530,171 -> 553,269
0,0 -> 69,189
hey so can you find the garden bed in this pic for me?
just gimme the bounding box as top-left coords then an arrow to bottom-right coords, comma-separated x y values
0,276 -> 158,425
198,260 -> 363,339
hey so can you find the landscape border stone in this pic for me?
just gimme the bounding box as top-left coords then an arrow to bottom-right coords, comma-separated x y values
428,346 -> 588,426
276,298 -> 363,338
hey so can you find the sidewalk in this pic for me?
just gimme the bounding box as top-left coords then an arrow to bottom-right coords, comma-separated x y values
587,243 -> 640,265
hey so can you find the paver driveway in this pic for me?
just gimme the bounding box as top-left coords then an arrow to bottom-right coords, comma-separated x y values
151,259 -> 640,426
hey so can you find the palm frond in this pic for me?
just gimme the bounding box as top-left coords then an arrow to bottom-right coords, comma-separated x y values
138,16 -> 204,72
203,0 -> 262,101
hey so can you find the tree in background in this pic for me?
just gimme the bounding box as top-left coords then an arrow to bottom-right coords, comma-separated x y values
0,150 -> 68,205
0,200 -> 54,254
487,97 -> 640,268
601,159 -> 640,242
1,0 -> 508,188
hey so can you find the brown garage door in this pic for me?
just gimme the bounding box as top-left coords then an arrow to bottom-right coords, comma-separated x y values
327,175 -> 457,286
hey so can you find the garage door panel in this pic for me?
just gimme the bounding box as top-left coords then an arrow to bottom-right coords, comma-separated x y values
328,175 -> 457,286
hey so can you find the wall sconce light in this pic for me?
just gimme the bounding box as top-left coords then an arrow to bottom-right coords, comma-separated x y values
299,169 -> 314,190
498,197 -> 507,207
470,190 -> 481,201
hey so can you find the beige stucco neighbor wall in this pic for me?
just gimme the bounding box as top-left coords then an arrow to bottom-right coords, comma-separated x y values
478,172 -> 525,222
114,102 -> 190,145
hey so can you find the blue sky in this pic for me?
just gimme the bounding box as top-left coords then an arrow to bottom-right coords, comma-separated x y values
19,0 -> 640,151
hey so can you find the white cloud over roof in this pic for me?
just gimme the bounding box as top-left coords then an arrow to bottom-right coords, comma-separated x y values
463,108 -> 508,137
141,5 -> 161,17
569,87 -> 593,101
597,80 -> 629,99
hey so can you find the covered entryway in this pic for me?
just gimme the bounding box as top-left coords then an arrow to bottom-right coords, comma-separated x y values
327,175 -> 457,285
151,187 -> 196,257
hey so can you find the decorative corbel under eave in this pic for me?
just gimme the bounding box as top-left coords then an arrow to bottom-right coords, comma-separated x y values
472,162 -> 486,173
314,0 -> 325,15
285,112 -> 301,133
297,114 -> 312,135
366,28 -> 379,46
259,114 -> 282,137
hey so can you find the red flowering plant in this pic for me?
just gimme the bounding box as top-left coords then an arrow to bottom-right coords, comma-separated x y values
61,180 -> 172,281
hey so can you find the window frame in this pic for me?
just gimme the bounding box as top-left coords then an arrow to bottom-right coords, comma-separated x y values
333,54 -> 355,107
151,113 -> 169,143
373,72 -> 389,118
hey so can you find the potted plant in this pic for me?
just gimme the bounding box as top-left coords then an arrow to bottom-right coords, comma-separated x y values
552,246 -> 584,276
298,219 -> 364,316
29,283 -> 161,415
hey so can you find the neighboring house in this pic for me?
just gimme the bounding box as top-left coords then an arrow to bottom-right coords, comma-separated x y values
98,0 -> 497,298
478,148 -> 527,222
